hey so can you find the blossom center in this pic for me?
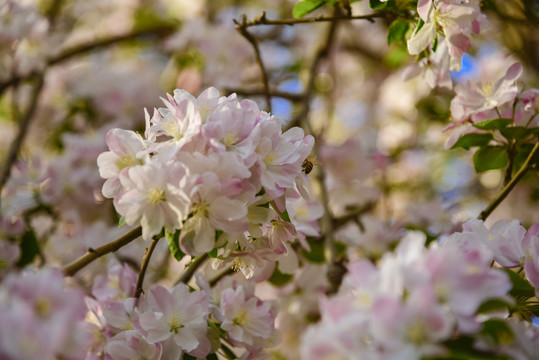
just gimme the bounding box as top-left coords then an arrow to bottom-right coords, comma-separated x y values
406,322 -> 426,345
233,311 -> 250,326
164,118 -> 183,141
200,104 -> 211,121
115,155 -> 141,170
147,188 -> 165,204
168,312 -> 184,333
223,133 -> 239,149
193,201 -> 209,218
264,151 -> 279,165
34,297 -> 52,318
231,257 -> 247,271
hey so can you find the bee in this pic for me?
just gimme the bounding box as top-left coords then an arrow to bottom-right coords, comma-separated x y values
302,155 -> 321,175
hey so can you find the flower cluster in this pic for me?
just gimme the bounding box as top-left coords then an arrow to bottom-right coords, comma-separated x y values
300,222 -> 530,359
0,268 -> 90,360
87,261 -> 278,359
467,219 -> 539,297
405,0 -> 489,89
449,62 -> 538,129
0,0 -> 51,78
97,87 -> 317,278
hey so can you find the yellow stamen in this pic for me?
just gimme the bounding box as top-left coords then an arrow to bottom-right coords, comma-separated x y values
147,188 -> 165,204
115,155 -> 141,170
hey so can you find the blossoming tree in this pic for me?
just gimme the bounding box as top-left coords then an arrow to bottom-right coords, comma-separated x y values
1,0 -> 539,359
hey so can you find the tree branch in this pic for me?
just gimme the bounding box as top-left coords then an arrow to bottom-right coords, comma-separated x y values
0,75 -> 44,202
223,87 -> 305,102
241,11 -> 383,28
478,141 -> 539,221
63,226 -> 142,276
235,15 -> 272,113
135,237 -> 160,298
209,268 -> 235,287
176,254 -> 209,285
287,7 -> 341,130
0,25 -> 176,97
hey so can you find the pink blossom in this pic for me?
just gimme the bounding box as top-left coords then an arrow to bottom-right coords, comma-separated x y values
514,89 -> 539,127
287,197 -> 323,239
319,139 -> 372,184
255,118 -> 314,198
203,94 -> 261,164
0,267 -> 89,359
114,161 -> 190,240
219,285 -> 276,347
450,63 -> 523,124
135,283 -> 210,356
145,91 -> 202,150
0,237 -> 20,272
104,330 -> 162,360
92,259 -> 138,304
466,219 -> 527,268
212,234 -> 276,279
408,0 -> 486,65
523,224 -> 539,294
180,172 -> 249,255
402,39 -> 453,89
97,128 -> 146,198
427,235 -> 511,332
370,287 -> 453,357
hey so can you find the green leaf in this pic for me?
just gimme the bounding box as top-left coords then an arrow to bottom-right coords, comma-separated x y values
481,319 -> 515,346
513,143 -> 535,172
293,0 -> 327,18
268,265 -> 294,286
500,126 -> 528,140
183,355 -> 196,360
133,7 -> 175,31
439,336 -> 511,360
369,0 -> 388,10
208,248 -> 218,258
387,18 -> 409,44
413,18 -> 425,35
16,229 -> 40,267
473,118 -> 514,130
477,298 -> 514,314
302,238 -> 326,263
270,202 -> 291,223
473,146 -> 508,173
221,343 -> 238,359
383,44 -> 409,69
118,216 -> 126,228
502,268 -> 536,298
165,229 -> 185,261
450,133 -> 493,150
206,353 -> 219,360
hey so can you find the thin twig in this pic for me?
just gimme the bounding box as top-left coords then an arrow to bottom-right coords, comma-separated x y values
45,0 -> 64,27
332,202 -> 375,230
176,254 -> 209,285
284,6 -> 344,294
209,268 -> 235,287
241,11 -> 383,28
135,237 -> 160,298
224,87 -> 305,102
288,8 -> 341,130
504,144 -> 516,185
0,25 -> 176,98
478,141 -> 539,221
0,75 -> 44,201
63,226 -> 142,276
235,15 -> 272,113
49,26 -> 176,65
